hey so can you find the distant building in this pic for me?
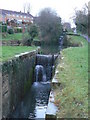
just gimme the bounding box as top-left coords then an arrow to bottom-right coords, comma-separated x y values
63,22 -> 71,32
0,9 -> 34,24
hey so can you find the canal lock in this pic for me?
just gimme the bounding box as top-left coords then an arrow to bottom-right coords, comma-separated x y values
34,54 -> 59,119
7,53 -> 59,119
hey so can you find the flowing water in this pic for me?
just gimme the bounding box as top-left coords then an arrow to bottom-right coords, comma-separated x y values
36,54 -> 54,81
9,82 -> 51,119
9,54 -> 53,119
35,65 -> 46,82
8,43 -> 62,119
40,44 -> 60,54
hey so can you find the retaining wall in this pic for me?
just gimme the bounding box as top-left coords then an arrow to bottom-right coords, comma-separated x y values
2,40 -> 22,46
2,50 -> 37,118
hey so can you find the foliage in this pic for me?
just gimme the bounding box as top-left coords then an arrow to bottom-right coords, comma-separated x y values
7,28 -> 14,34
0,24 -> 7,33
23,24 -> 38,46
54,35 -> 88,118
35,8 -> 63,44
73,5 -> 88,34
14,27 -> 22,33
28,24 -> 38,40
2,25 -> 7,32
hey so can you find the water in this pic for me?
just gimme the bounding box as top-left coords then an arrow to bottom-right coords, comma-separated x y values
40,36 -> 64,55
9,82 -> 51,119
40,45 -> 60,54
8,44 -> 61,119
9,55 -> 52,119
35,65 -> 46,82
36,54 -> 54,81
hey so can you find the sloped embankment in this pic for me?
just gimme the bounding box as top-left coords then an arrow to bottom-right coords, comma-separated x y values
53,35 -> 88,118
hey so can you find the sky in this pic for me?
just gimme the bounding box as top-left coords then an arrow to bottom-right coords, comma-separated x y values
0,0 -> 89,27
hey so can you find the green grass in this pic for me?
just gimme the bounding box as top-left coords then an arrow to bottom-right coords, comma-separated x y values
54,35 -> 88,118
33,38 -> 40,41
2,33 -> 23,41
1,46 -> 37,61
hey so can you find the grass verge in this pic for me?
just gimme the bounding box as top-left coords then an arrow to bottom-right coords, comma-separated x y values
1,46 -> 37,61
2,33 -> 23,41
54,35 -> 88,118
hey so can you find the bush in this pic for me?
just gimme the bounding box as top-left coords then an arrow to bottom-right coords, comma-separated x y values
28,24 -> 38,39
8,28 -> 14,34
22,24 -> 39,46
2,25 -> 7,32
14,27 -> 22,33
23,38 -> 32,46
0,24 -> 7,33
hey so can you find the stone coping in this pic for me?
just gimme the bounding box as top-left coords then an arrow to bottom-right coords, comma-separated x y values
1,49 -> 38,64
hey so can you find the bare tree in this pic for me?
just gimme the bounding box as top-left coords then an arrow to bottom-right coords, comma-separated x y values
73,4 -> 88,34
23,2 -> 31,13
27,3 -> 31,14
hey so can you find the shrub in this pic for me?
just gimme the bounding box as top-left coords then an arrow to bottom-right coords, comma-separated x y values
8,28 -> 14,34
28,24 -> 38,39
23,38 -> 32,46
2,25 -> 7,32
14,27 -> 22,33
23,24 -> 39,46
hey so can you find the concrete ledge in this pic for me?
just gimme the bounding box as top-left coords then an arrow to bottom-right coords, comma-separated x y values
45,91 -> 58,120
45,55 -> 61,120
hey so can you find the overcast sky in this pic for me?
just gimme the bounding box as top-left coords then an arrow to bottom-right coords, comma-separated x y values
0,0 -> 89,27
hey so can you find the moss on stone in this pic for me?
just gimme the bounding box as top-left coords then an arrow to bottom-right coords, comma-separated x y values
24,68 -> 34,95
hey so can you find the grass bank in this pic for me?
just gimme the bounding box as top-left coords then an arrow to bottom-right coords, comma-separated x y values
1,46 -> 37,61
54,35 -> 88,118
2,33 -> 23,41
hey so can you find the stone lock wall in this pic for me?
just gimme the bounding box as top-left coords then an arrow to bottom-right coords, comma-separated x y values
2,50 -> 37,118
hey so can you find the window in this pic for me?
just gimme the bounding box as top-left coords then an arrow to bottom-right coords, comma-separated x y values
17,15 -> 19,17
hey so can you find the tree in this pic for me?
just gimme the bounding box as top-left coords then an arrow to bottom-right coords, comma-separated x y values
23,24 -> 38,46
28,24 -> 38,42
73,5 -> 88,34
23,2 -> 31,13
35,8 -> 63,45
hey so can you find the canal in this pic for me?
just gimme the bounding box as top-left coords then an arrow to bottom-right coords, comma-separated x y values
8,43 -> 61,119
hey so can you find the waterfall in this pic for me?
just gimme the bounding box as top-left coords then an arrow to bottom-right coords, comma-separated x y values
35,54 -> 57,82
36,54 -> 53,66
35,65 -> 46,82
59,36 -> 64,50
36,54 -> 54,81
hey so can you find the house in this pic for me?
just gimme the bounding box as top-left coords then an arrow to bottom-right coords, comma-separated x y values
0,9 -> 34,24
63,22 -> 71,32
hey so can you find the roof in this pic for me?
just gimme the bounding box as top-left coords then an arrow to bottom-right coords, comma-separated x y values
0,9 -> 33,18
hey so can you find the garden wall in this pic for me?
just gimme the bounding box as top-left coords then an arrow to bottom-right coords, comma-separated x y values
2,40 -> 22,46
2,50 -> 37,118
